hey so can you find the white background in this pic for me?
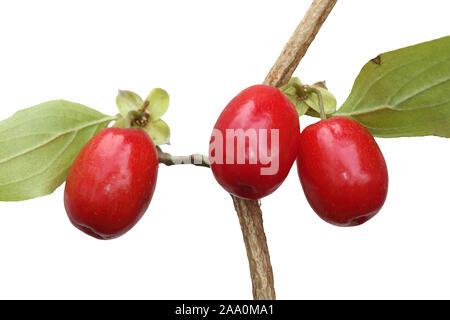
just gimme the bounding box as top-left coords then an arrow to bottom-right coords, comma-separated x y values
0,0 -> 449,299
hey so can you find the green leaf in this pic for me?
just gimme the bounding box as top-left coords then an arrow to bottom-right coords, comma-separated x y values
116,90 -> 143,117
0,100 -> 116,201
335,36 -> 450,137
144,119 -> 170,145
145,88 -> 169,121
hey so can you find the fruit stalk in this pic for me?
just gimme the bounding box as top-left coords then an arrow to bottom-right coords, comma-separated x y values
157,147 -> 210,168
233,0 -> 337,300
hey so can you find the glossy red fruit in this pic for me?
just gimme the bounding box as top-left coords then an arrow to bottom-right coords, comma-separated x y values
64,127 -> 158,239
297,116 -> 388,226
209,84 -> 300,200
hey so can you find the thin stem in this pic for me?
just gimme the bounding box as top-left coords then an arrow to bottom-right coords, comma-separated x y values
157,147 -> 210,168
306,86 -> 326,120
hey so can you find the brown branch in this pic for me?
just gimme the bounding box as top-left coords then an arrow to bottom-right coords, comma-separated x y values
232,196 -> 275,299
264,0 -> 338,88
234,0 -> 337,300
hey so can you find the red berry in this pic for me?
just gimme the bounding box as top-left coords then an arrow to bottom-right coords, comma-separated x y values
297,116 -> 388,226
64,127 -> 158,239
209,85 -> 300,200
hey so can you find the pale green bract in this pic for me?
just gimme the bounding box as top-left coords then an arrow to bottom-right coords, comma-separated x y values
303,86 -> 337,117
116,90 -> 144,118
146,88 -> 169,121
281,78 -> 309,116
0,100 -> 116,201
144,119 -> 171,145
115,88 -> 171,145
281,77 -> 336,117
335,36 -> 450,138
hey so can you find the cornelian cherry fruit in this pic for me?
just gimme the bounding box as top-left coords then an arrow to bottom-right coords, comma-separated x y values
297,116 -> 388,226
64,127 -> 158,239
209,85 -> 300,200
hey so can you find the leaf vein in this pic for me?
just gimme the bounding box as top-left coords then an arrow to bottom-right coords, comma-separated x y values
0,131 -> 78,186
393,77 -> 450,106
0,114 -> 103,135
350,56 -> 429,112
0,116 -> 116,165
387,56 -> 450,105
